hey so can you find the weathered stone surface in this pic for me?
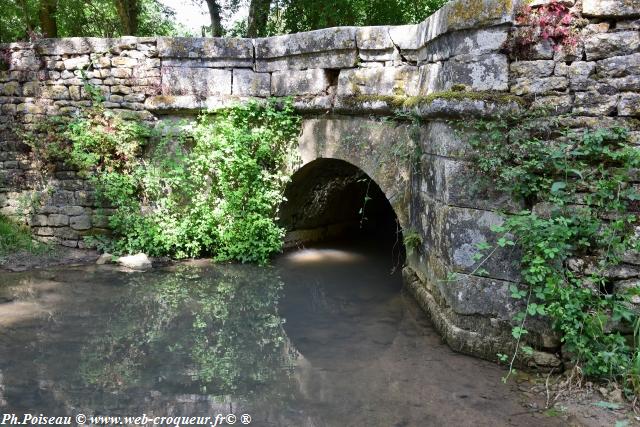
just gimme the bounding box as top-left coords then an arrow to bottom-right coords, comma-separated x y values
272,69 -> 331,96
232,69 -> 270,97
157,37 -> 253,59
69,215 -> 91,230
598,53 -> 640,77
427,53 -> 509,92
63,55 -> 90,70
415,27 -> 509,63
161,67 -> 231,96
422,154 -> 521,212
256,27 -> 357,58
162,57 -> 253,68
583,0 -> 640,17
584,31 -> 640,61
337,66 -> 419,96
356,26 -> 394,50
437,273 -> 520,319
531,95 -> 574,113
48,214 -> 69,227
618,93 -> 640,116
440,206 -> 521,282
510,60 -> 555,78
556,61 -> 596,90
255,50 -> 358,73
117,253 -> 152,271
572,91 -> 619,115
511,76 -> 567,95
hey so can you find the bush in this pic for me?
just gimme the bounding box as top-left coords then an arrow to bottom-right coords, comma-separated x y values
28,97 -> 301,264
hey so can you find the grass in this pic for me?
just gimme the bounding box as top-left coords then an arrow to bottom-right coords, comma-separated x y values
0,215 -> 43,256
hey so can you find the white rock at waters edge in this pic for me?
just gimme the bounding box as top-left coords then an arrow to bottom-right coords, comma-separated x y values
116,253 -> 152,271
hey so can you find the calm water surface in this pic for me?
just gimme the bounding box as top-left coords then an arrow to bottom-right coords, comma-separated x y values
0,241 -> 561,426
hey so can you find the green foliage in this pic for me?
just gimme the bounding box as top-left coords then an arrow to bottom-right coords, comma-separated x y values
0,0 -> 178,42
28,96 -> 301,264
270,0 -> 448,35
0,215 -> 42,256
403,230 -> 423,255
464,111 -> 640,393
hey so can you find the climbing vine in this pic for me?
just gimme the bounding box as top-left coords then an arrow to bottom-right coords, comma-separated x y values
461,110 -> 640,396
24,95 -> 302,264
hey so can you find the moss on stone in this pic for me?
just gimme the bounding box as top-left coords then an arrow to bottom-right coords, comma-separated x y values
347,91 -> 526,110
449,0 -> 514,27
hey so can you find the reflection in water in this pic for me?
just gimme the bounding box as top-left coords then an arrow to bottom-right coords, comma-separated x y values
80,265 -> 289,395
0,245 -> 563,426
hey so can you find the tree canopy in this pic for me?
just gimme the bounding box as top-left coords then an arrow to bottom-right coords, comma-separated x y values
0,0 -> 449,43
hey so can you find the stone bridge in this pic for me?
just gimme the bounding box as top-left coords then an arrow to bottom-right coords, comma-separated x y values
1,0 -> 639,366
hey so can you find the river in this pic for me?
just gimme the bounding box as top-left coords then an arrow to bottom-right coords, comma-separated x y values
0,239 -> 562,426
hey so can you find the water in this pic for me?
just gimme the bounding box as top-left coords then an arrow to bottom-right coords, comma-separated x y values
0,241 -> 562,426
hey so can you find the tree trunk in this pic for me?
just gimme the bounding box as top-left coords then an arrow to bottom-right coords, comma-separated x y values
247,0 -> 270,37
205,0 -> 223,37
114,0 -> 140,35
39,0 -> 58,38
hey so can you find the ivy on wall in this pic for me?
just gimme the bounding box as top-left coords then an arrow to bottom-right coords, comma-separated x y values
460,110 -> 640,396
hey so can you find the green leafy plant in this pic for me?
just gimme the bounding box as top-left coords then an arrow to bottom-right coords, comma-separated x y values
0,215 -> 43,257
26,96 -> 301,264
403,230 -> 423,255
461,111 -> 640,394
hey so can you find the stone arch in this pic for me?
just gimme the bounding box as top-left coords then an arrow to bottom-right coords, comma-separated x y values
280,157 -> 404,251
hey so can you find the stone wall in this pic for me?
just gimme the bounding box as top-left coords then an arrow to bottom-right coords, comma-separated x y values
0,0 -> 639,366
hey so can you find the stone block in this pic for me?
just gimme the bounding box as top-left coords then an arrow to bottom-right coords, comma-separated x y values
619,93 -> 640,116
356,26 -> 394,50
48,214 -> 69,227
415,27 -> 509,63
510,76 -> 567,95
560,61 -> 596,90
583,0 -> 640,17
157,37 -> 253,59
111,57 -> 138,68
1,82 -> 20,96
60,205 -> 85,216
337,66 -> 419,96
427,53 -> 509,92
232,69 -> 270,97
63,55 -> 90,70
573,91 -> 619,115
585,31 -> 640,61
29,214 -> 48,226
422,154 -> 520,212
144,95 -> 200,110
70,215 -> 91,230
597,53 -> 640,78
437,273 -> 520,320
22,82 -> 41,97
161,67 -> 231,97
255,50 -> 358,73
271,69 -> 331,96
42,85 -> 69,100
510,60 -> 555,78
256,27 -> 357,58
531,95 -> 574,113
440,205 -> 521,282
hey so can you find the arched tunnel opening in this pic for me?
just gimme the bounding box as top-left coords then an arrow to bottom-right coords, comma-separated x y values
276,158 -> 408,365
279,158 -> 404,260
